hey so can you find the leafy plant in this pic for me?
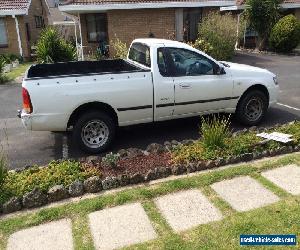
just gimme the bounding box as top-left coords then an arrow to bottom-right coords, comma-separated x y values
245,0 -> 282,50
200,115 -> 231,150
102,152 -> 120,168
36,27 -> 77,63
110,38 -> 128,59
0,160 -> 100,204
0,56 -> 8,84
269,14 -> 300,52
187,39 -> 214,56
198,12 -> 241,60
0,154 -> 7,190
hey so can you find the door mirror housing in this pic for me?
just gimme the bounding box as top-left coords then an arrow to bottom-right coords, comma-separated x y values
215,65 -> 226,75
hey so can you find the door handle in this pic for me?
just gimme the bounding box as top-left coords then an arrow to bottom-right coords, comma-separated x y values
179,83 -> 192,89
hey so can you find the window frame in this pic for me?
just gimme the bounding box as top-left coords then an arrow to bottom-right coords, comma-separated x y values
85,13 -> 108,43
34,16 -> 44,29
159,47 -> 218,77
0,18 -> 8,48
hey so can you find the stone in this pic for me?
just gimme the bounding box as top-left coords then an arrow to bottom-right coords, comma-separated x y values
240,153 -> 254,162
186,162 -> 197,173
102,176 -> 119,190
68,180 -> 84,197
181,139 -> 194,146
127,148 -> 144,158
154,189 -> 223,232
84,176 -> 102,193
146,143 -> 165,154
205,160 -> 216,169
22,188 -> 48,209
86,156 -> 101,164
211,176 -> 280,212
196,161 -> 206,171
88,203 -> 157,250
3,197 -> 22,214
130,173 -> 144,184
172,164 -> 187,175
7,219 -> 73,250
248,126 -> 257,131
145,169 -> 157,181
171,140 -> 180,146
117,174 -> 130,186
118,149 -> 128,158
159,166 -> 172,178
262,165 -> 300,195
47,185 -> 69,202
164,141 -> 172,147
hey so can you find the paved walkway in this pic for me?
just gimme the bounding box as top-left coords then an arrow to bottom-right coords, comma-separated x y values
6,164 -> 300,250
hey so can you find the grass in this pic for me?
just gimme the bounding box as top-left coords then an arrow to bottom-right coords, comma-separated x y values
2,62 -> 32,83
0,153 -> 299,250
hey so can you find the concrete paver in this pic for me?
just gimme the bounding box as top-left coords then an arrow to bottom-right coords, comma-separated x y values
6,219 -> 73,250
88,202 -> 157,250
262,165 -> 300,195
211,176 -> 280,212
154,189 -> 223,232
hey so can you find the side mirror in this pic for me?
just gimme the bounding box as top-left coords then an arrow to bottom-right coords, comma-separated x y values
215,65 -> 226,75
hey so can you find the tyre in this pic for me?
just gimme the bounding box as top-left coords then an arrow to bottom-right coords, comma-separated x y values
235,90 -> 268,126
73,111 -> 116,154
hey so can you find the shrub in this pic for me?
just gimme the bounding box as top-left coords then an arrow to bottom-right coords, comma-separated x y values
269,14 -> 300,52
36,27 -> 76,63
1,160 -> 100,204
200,115 -> 231,150
102,152 -> 120,168
198,12 -> 239,60
0,57 -> 7,84
187,39 -> 214,56
0,155 -> 7,190
110,38 -> 128,59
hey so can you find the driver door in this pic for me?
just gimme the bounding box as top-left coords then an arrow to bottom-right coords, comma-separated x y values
165,47 -> 234,116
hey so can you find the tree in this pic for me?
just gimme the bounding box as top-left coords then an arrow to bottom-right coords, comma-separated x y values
245,0 -> 282,50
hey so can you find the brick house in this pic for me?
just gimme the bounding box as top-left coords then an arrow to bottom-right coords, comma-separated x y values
0,0 -> 49,59
58,0 -> 236,57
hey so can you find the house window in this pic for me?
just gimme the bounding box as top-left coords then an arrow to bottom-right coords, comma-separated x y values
0,18 -> 8,47
35,16 -> 45,28
183,8 -> 203,42
86,13 -> 108,43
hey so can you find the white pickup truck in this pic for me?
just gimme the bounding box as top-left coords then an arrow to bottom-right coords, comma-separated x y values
20,38 -> 279,153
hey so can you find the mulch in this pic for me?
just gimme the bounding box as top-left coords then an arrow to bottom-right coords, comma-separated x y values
83,152 -> 173,178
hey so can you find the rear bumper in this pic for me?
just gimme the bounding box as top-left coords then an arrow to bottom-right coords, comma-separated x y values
18,110 -> 67,131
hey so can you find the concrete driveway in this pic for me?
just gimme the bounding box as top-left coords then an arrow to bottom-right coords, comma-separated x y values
1,52 -> 300,170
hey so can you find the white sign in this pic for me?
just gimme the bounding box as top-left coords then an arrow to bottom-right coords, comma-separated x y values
257,132 -> 293,143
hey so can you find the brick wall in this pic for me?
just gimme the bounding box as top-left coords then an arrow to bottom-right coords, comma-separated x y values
0,16 -> 31,58
79,8 -> 176,57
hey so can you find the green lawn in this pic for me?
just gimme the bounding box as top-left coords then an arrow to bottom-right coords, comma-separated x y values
0,154 -> 299,250
2,62 -> 32,83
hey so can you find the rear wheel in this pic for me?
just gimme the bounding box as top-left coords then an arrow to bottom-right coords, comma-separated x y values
73,111 -> 116,154
236,90 -> 268,126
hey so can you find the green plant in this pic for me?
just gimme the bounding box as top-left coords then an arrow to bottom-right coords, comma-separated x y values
269,14 -> 300,52
187,39 -> 214,56
245,0 -> 282,50
0,160 -> 100,204
0,154 -> 7,190
110,38 -> 128,59
0,56 -> 8,84
198,12 -> 241,60
102,152 -> 120,168
36,27 -> 77,63
200,115 -> 231,150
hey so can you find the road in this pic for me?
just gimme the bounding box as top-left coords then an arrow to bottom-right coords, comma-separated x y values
0,52 -> 299,170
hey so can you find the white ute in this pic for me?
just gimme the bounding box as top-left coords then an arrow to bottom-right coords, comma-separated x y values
20,38 -> 279,153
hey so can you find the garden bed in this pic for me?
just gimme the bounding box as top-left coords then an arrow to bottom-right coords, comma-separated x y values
0,120 -> 300,215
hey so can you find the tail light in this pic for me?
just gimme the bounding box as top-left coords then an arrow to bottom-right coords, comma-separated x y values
22,87 -> 33,114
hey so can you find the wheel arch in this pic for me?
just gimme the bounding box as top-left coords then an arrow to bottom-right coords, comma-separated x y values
67,102 -> 118,129
237,84 -> 270,108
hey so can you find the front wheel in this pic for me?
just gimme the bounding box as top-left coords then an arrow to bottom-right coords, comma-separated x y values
235,90 -> 268,126
73,111 -> 116,154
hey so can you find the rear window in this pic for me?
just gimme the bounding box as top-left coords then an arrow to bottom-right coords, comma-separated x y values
128,43 -> 151,68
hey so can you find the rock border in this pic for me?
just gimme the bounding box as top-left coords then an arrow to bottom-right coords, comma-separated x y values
1,123 -> 299,215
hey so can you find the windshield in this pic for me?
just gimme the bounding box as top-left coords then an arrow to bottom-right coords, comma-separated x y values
128,43 -> 151,68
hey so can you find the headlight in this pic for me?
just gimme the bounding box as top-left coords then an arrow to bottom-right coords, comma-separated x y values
273,76 -> 279,85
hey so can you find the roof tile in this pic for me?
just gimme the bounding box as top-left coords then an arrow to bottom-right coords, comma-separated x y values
0,0 -> 30,11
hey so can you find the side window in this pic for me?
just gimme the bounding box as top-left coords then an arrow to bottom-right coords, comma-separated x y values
166,48 -> 216,77
128,43 -> 151,67
157,48 -> 168,76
